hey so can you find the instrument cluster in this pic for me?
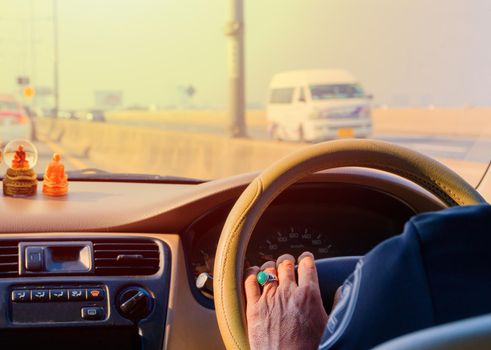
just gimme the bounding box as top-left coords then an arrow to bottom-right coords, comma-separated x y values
185,183 -> 416,297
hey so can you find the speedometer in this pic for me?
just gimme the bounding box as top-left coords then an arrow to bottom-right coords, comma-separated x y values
188,184 -> 416,300
247,226 -> 336,266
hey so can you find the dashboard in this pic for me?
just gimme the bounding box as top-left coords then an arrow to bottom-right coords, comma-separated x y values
184,182 -> 417,302
0,168 -> 452,349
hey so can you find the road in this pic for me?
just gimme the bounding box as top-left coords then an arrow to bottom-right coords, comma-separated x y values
375,134 -> 491,164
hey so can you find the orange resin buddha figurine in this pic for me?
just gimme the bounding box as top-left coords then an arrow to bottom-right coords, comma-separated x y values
12,144 -> 30,169
43,153 -> 68,196
3,144 -> 37,197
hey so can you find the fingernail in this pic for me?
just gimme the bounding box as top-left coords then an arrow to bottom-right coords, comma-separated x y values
276,254 -> 295,267
260,261 -> 276,270
298,251 -> 314,262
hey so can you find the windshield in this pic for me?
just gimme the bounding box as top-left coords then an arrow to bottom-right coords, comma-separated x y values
310,84 -> 364,100
0,1 -> 489,186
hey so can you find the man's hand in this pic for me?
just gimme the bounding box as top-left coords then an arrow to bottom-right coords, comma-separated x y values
244,252 -> 328,350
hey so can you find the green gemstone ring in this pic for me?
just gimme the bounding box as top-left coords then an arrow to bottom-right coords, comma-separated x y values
257,271 -> 278,286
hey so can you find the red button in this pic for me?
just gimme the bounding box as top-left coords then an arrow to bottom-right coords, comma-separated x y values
87,288 -> 104,301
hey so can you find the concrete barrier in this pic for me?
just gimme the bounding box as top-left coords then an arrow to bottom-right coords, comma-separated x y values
37,109 -> 489,182
105,110 -> 267,128
38,118 -> 305,179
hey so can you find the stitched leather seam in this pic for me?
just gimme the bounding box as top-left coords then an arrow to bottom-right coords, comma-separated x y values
431,179 -> 464,205
371,164 -> 463,205
308,159 -> 464,206
220,177 -> 263,350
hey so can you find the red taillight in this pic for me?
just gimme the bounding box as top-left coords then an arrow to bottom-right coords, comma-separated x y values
0,112 -> 29,124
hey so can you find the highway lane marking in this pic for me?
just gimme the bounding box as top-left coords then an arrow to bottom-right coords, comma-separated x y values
40,138 -> 88,169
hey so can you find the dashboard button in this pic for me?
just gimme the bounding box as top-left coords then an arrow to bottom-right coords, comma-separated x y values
25,246 -> 44,272
81,306 -> 105,320
87,288 -> 104,301
31,289 -> 49,302
49,289 -> 68,301
68,289 -> 86,301
12,290 -> 30,302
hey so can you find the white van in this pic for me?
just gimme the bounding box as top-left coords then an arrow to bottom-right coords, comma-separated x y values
266,69 -> 372,142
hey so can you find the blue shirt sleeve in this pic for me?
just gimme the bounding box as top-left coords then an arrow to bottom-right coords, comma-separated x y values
319,204 -> 491,350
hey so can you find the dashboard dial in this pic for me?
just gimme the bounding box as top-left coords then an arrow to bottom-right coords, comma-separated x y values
247,226 -> 335,266
190,224 -> 336,278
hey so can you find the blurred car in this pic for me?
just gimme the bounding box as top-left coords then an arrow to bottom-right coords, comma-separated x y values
41,108 -> 57,118
58,110 -> 80,120
84,110 -> 106,122
0,95 -> 33,145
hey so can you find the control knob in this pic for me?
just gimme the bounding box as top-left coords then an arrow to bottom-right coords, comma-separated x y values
117,286 -> 152,321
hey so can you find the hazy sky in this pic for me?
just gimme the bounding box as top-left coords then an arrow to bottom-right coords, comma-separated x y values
1,0 -> 491,109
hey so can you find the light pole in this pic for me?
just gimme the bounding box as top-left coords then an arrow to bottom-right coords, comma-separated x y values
225,0 -> 246,138
52,0 -> 59,117
30,0 -> 36,107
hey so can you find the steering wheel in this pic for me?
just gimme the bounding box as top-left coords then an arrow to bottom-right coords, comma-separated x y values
213,139 -> 486,350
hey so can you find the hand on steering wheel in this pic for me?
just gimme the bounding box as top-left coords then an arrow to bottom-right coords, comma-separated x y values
245,252 -> 328,350
214,139 -> 485,350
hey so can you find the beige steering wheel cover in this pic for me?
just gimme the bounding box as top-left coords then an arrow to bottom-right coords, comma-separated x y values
213,139 -> 485,350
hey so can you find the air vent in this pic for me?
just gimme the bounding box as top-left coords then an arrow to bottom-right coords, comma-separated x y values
93,238 -> 160,276
0,240 -> 19,278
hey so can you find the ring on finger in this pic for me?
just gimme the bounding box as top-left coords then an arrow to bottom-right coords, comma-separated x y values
257,271 -> 278,287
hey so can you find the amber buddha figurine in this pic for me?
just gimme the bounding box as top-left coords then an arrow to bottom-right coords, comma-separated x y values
3,144 -> 37,197
43,153 -> 68,196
